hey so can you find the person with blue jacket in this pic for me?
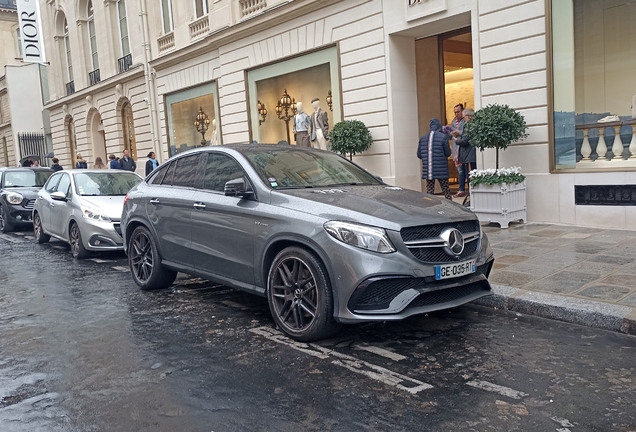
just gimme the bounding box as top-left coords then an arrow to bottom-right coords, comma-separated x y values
108,154 -> 122,169
417,118 -> 452,200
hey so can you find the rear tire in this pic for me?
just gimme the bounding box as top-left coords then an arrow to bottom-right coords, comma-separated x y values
69,222 -> 89,259
267,247 -> 341,342
0,205 -> 14,233
128,225 -> 177,290
33,212 -> 50,244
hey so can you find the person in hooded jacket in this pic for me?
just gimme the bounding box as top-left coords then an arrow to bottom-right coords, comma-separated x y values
75,153 -> 88,169
417,118 -> 452,200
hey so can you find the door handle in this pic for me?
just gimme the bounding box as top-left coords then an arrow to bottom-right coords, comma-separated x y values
193,203 -> 206,210
149,199 -> 160,205
49,203 -> 55,207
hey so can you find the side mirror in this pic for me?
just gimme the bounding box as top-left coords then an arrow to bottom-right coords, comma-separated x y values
50,191 -> 67,201
224,177 -> 253,198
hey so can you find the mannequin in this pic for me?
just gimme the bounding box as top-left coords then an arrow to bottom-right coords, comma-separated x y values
310,98 -> 329,150
293,102 -> 311,147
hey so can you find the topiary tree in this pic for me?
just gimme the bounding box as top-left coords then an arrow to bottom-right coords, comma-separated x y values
328,120 -> 373,161
464,104 -> 529,169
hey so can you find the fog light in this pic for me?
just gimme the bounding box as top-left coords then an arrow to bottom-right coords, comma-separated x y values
95,240 -> 101,246
16,215 -> 22,221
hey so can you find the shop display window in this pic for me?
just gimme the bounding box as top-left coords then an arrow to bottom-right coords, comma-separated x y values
552,0 -> 636,170
165,82 -> 220,157
247,46 -> 342,145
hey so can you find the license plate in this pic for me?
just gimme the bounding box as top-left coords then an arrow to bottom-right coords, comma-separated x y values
435,260 -> 476,280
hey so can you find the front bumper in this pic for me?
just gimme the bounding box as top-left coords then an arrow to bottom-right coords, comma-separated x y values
7,203 -> 35,224
79,218 -> 124,251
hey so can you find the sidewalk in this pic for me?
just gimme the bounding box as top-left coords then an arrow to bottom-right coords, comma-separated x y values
473,222 -> 636,335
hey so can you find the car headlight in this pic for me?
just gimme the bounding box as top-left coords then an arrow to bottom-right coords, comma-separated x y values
83,209 -> 111,222
5,192 -> 23,205
324,221 -> 395,254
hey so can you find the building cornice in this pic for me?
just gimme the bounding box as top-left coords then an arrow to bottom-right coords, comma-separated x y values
45,65 -> 145,110
150,0 -> 350,71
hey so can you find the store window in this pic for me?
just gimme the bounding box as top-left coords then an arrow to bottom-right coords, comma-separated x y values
165,82 -> 220,157
122,102 -> 138,161
552,0 -> 636,170
246,46 -> 342,145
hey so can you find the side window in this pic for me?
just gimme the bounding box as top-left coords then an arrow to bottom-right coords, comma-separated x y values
203,154 -> 245,193
56,174 -> 72,197
45,173 -> 62,193
161,161 -> 175,186
148,163 -> 169,185
172,154 -> 200,188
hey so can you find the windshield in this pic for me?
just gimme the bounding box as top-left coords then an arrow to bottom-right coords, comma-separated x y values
245,149 -> 381,189
74,172 -> 142,196
3,170 -> 53,188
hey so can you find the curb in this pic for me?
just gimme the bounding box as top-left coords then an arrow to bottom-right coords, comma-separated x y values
472,285 -> 636,336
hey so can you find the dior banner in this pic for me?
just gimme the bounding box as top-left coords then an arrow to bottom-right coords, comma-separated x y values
16,0 -> 47,63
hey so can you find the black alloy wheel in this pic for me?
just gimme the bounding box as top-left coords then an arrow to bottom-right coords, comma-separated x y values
69,222 -> 89,259
267,247 -> 340,341
33,212 -> 50,244
0,205 -> 14,233
128,226 -> 176,290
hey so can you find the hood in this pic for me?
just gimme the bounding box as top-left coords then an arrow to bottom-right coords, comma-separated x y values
80,195 -> 125,220
272,186 -> 476,231
429,118 -> 442,132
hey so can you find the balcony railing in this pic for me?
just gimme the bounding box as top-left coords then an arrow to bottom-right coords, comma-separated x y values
65,81 -> 75,96
118,53 -> 133,73
89,69 -> 101,86
158,32 -> 175,54
190,15 -> 210,40
239,0 -> 267,18
574,120 -> 636,168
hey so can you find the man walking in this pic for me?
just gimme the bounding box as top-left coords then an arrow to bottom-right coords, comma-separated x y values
120,149 -> 136,172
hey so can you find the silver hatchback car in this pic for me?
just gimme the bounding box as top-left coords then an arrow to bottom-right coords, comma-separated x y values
121,145 -> 494,341
33,169 -> 143,258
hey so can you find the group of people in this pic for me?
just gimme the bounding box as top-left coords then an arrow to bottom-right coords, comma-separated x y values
23,149 -> 159,176
417,103 -> 476,200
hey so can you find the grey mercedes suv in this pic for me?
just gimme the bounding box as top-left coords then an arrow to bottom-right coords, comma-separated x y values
121,145 -> 494,341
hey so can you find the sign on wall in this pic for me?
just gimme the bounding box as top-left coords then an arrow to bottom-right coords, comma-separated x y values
16,0 -> 46,63
406,0 -> 447,22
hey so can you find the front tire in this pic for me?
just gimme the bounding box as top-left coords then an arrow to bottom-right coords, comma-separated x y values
33,212 -> 50,244
128,226 -> 177,290
267,247 -> 341,342
69,222 -> 89,259
0,205 -> 14,233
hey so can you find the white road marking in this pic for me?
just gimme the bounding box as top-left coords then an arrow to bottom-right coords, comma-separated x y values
354,343 -> 407,362
557,429 -> 572,432
0,234 -> 22,244
112,266 -> 129,272
466,380 -> 528,400
250,327 -> 432,394
552,417 -> 574,427
90,258 -> 113,263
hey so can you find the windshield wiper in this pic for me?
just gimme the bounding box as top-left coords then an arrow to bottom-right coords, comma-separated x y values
324,182 -> 373,187
276,185 -> 315,190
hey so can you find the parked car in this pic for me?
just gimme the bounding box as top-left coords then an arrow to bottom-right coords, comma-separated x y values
33,169 -> 143,259
121,145 -> 494,341
0,167 -> 53,233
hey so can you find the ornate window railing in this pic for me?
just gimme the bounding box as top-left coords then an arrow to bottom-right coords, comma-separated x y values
118,53 -> 133,73
189,15 -> 209,40
239,0 -> 267,18
65,81 -> 75,96
158,32 -> 175,54
88,69 -> 101,86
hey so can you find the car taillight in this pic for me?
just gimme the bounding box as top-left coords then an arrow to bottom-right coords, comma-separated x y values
123,194 -> 130,206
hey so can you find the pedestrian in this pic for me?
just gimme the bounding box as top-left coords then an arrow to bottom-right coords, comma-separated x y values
51,158 -> 63,172
75,153 -> 88,169
109,154 -> 121,169
120,149 -> 136,172
33,160 -> 40,167
417,118 -> 452,200
453,108 -> 476,198
22,156 -> 34,167
94,156 -> 106,169
145,152 -> 158,177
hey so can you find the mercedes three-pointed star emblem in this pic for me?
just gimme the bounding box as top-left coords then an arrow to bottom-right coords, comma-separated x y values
441,228 -> 465,257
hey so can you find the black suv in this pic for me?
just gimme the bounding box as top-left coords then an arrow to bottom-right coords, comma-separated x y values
0,167 -> 53,232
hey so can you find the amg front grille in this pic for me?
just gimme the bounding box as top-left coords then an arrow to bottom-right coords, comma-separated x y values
400,220 -> 480,264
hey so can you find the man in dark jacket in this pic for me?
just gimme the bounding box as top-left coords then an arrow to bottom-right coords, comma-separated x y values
453,108 -> 476,198
120,149 -> 136,172
417,118 -> 452,200
51,158 -> 63,172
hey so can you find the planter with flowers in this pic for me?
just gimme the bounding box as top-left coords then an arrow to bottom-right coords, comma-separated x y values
464,104 -> 529,228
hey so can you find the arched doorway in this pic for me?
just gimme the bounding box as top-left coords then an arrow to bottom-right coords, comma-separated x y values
88,110 -> 106,166
65,115 -> 77,167
121,102 -> 137,160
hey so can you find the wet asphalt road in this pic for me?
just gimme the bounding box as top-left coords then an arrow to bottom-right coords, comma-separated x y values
1,229 -> 636,432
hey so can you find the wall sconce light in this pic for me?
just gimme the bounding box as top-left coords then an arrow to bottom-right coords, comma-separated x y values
275,89 -> 297,143
326,90 -> 333,112
194,107 -> 211,146
257,100 -> 268,125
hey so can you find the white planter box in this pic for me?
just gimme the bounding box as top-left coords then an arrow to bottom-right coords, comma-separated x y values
470,181 -> 527,229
